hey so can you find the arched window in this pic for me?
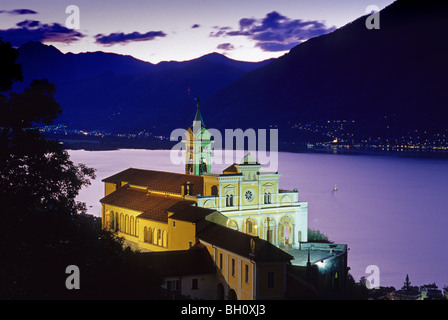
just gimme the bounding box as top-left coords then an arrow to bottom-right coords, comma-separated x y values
130,216 -> 134,235
162,230 -> 168,248
148,227 -> 152,244
120,213 -> 124,232
247,219 -> 253,234
115,212 -> 119,231
226,193 -> 234,207
125,215 -> 130,234
264,192 -> 272,204
153,229 -> 158,245
143,226 -> 148,242
110,211 -> 115,230
185,182 -> 192,195
105,210 -> 110,229
246,218 -> 258,236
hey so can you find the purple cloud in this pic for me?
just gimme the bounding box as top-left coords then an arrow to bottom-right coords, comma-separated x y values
191,24 -> 200,29
0,9 -> 38,15
239,18 -> 256,30
0,20 -> 84,47
210,11 -> 336,52
16,20 -> 40,28
95,30 -> 166,45
217,43 -> 235,51
253,11 -> 287,32
209,26 -> 233,38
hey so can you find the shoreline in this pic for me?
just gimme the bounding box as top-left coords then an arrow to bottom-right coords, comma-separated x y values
60,138 -> 448,160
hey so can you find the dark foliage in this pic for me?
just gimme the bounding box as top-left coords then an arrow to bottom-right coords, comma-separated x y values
0,39 -> 163,299
0,39 -> 23,91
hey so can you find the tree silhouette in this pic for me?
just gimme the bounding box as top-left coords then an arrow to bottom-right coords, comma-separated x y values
0,38 -> 94,217
0,39 -> 163,299
403,274 -> 411,291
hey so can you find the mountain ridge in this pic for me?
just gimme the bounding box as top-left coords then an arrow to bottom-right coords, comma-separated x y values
14,41 -> 273,133
203,0 -> 448,142
12,0 -> 448,146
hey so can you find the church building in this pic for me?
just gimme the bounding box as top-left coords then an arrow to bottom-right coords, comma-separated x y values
99,102 -> 336,300
183,103 -> 308,248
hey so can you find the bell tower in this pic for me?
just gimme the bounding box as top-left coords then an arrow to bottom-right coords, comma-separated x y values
185,98 -> 212,175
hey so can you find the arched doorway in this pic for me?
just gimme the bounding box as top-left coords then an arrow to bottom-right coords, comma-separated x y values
245,218 -> 258,236
279,215 -> 294,248
262,217 -> 276,244
228,289 -> 237,300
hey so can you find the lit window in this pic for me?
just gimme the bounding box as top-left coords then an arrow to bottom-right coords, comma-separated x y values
185,183 -> 192,195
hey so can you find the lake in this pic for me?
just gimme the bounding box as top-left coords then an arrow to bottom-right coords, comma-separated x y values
68,148 -> 448,289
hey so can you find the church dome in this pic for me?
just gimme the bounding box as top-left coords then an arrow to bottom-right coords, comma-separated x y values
240,153 -> 259,165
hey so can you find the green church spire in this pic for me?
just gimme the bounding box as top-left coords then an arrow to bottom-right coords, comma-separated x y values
193,97 -> 205,127
185,98 -> 211,176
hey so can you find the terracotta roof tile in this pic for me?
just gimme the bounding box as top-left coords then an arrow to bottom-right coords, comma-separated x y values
167,201 -> 217,223
222,163 -> 239,173
102,168 -> 204,195
100,186 -> 182,222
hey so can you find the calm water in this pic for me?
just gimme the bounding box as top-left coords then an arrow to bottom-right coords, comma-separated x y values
68,149 -> 448,289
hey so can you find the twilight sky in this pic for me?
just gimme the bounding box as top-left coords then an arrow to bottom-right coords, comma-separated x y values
0,0 -> 394,63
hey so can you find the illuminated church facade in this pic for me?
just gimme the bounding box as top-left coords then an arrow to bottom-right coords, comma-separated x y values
184,105 -> 308,248
100,104 -> 317,300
